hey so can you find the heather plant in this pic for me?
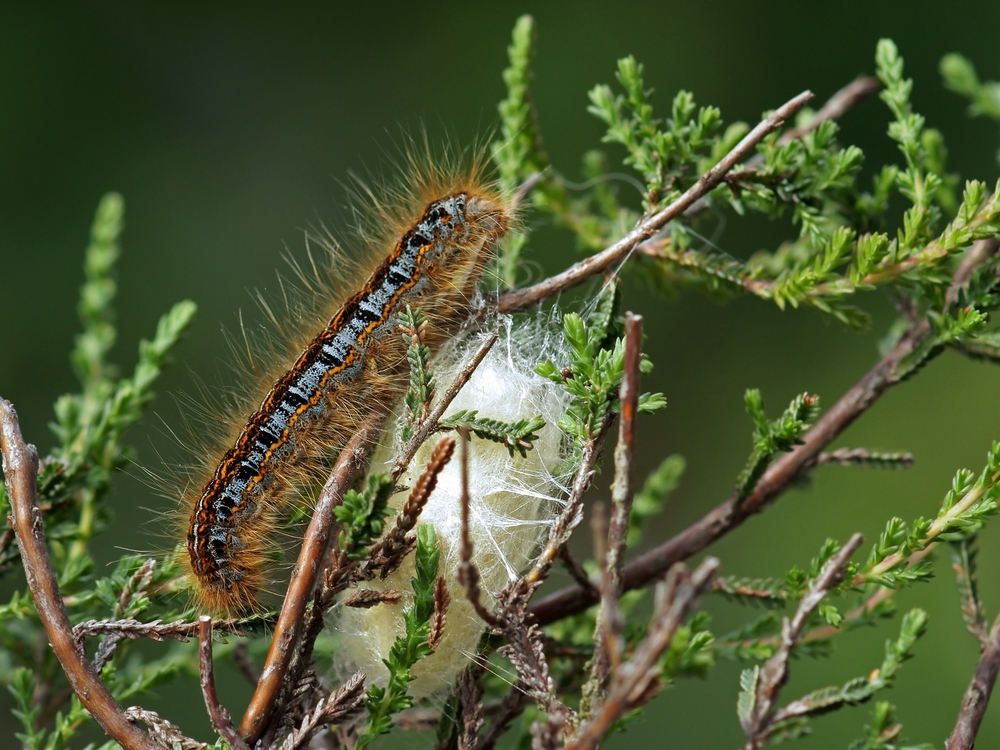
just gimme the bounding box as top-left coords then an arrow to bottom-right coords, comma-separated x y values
3,15 -> 1000,750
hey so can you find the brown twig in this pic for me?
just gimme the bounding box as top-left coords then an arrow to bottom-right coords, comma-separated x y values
0,398 -> 161,750
558,546 -> 598,596
946,616 -> 1000,750
683,77 -> 880,218
390,333 -> 498,480
240,412 -> 385,744
739,534 -> 864,750
586,313 -> 642,697
366,436 -> 455,579
474,686 -> 531,750
530,239 -> 999,626
497,91 -> 814,312
456,668 -> 485,750
274,671 -> 367,750
582,502 -> 622,709
198,616 -> 250,750
74,617 -> 242,644
567,557 -> 719,750
607,313 -> 641,586
782,76 -> 880,142
457,428 -> 499,627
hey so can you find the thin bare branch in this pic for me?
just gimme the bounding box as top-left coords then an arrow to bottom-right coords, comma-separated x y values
198,616 -> 250,750
497,91 -> 813,312
75,617 -> 242,644
240,412 -> 385,744
740,534 -> 864,749
685,77 -> 880,217
582,502 -> 622,710
607,313 -> 641,585
457,428 -> 499,627
530,239 -> 998,626
783,76 -> 881,141
391,333 -> 498,480
456,668 -> 485,750
586,313 -> 642,703
0,398 -> 161,750
947,615 -> 1000,750
275,671 -> 367,750
567,557 -> 719,750
558,546 -> 598,597
474,686 -> 531,750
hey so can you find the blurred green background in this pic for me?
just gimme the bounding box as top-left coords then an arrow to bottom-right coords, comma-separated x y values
2,2 -> 1000,748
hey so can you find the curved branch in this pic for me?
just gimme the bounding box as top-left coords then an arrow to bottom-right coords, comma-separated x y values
199,617 -> 250,750
239,412 -> 385,744
0,399 -> 160,750
497,90 -> 814,312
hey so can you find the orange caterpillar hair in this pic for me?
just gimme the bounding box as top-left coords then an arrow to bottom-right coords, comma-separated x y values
174,143 -> 512,614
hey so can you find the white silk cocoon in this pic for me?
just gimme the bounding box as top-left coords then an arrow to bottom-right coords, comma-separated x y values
334,314 -> 571,699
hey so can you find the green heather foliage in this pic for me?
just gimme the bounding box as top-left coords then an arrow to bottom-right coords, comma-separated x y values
4,14 -> 1000,749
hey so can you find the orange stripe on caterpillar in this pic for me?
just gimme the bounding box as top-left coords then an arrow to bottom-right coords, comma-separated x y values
184,187 -> 510,614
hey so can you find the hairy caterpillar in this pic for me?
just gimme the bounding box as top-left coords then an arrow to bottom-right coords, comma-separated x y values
178,153 -> 512,614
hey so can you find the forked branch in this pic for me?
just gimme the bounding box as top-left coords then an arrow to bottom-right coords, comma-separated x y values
497,90 -> 814,311
0,399 -> 162,750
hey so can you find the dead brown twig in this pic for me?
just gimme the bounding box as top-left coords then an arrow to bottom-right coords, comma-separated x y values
739,534 -> 864,750
497,90 -> 814,312
274,671 -> 367,750
457,427 -> 500,628
456,668 -> 485,750
240,412 -> 385,743
0,398 -> 162,750
390,332 -> 498,480
530,238 -> 999,626
683,76 -> 880,218
946,615 -> 1000,750
584,313 -> 642,708
567,557 -> 720,750
199,616 -> 250,750
75,617 -> 243,644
